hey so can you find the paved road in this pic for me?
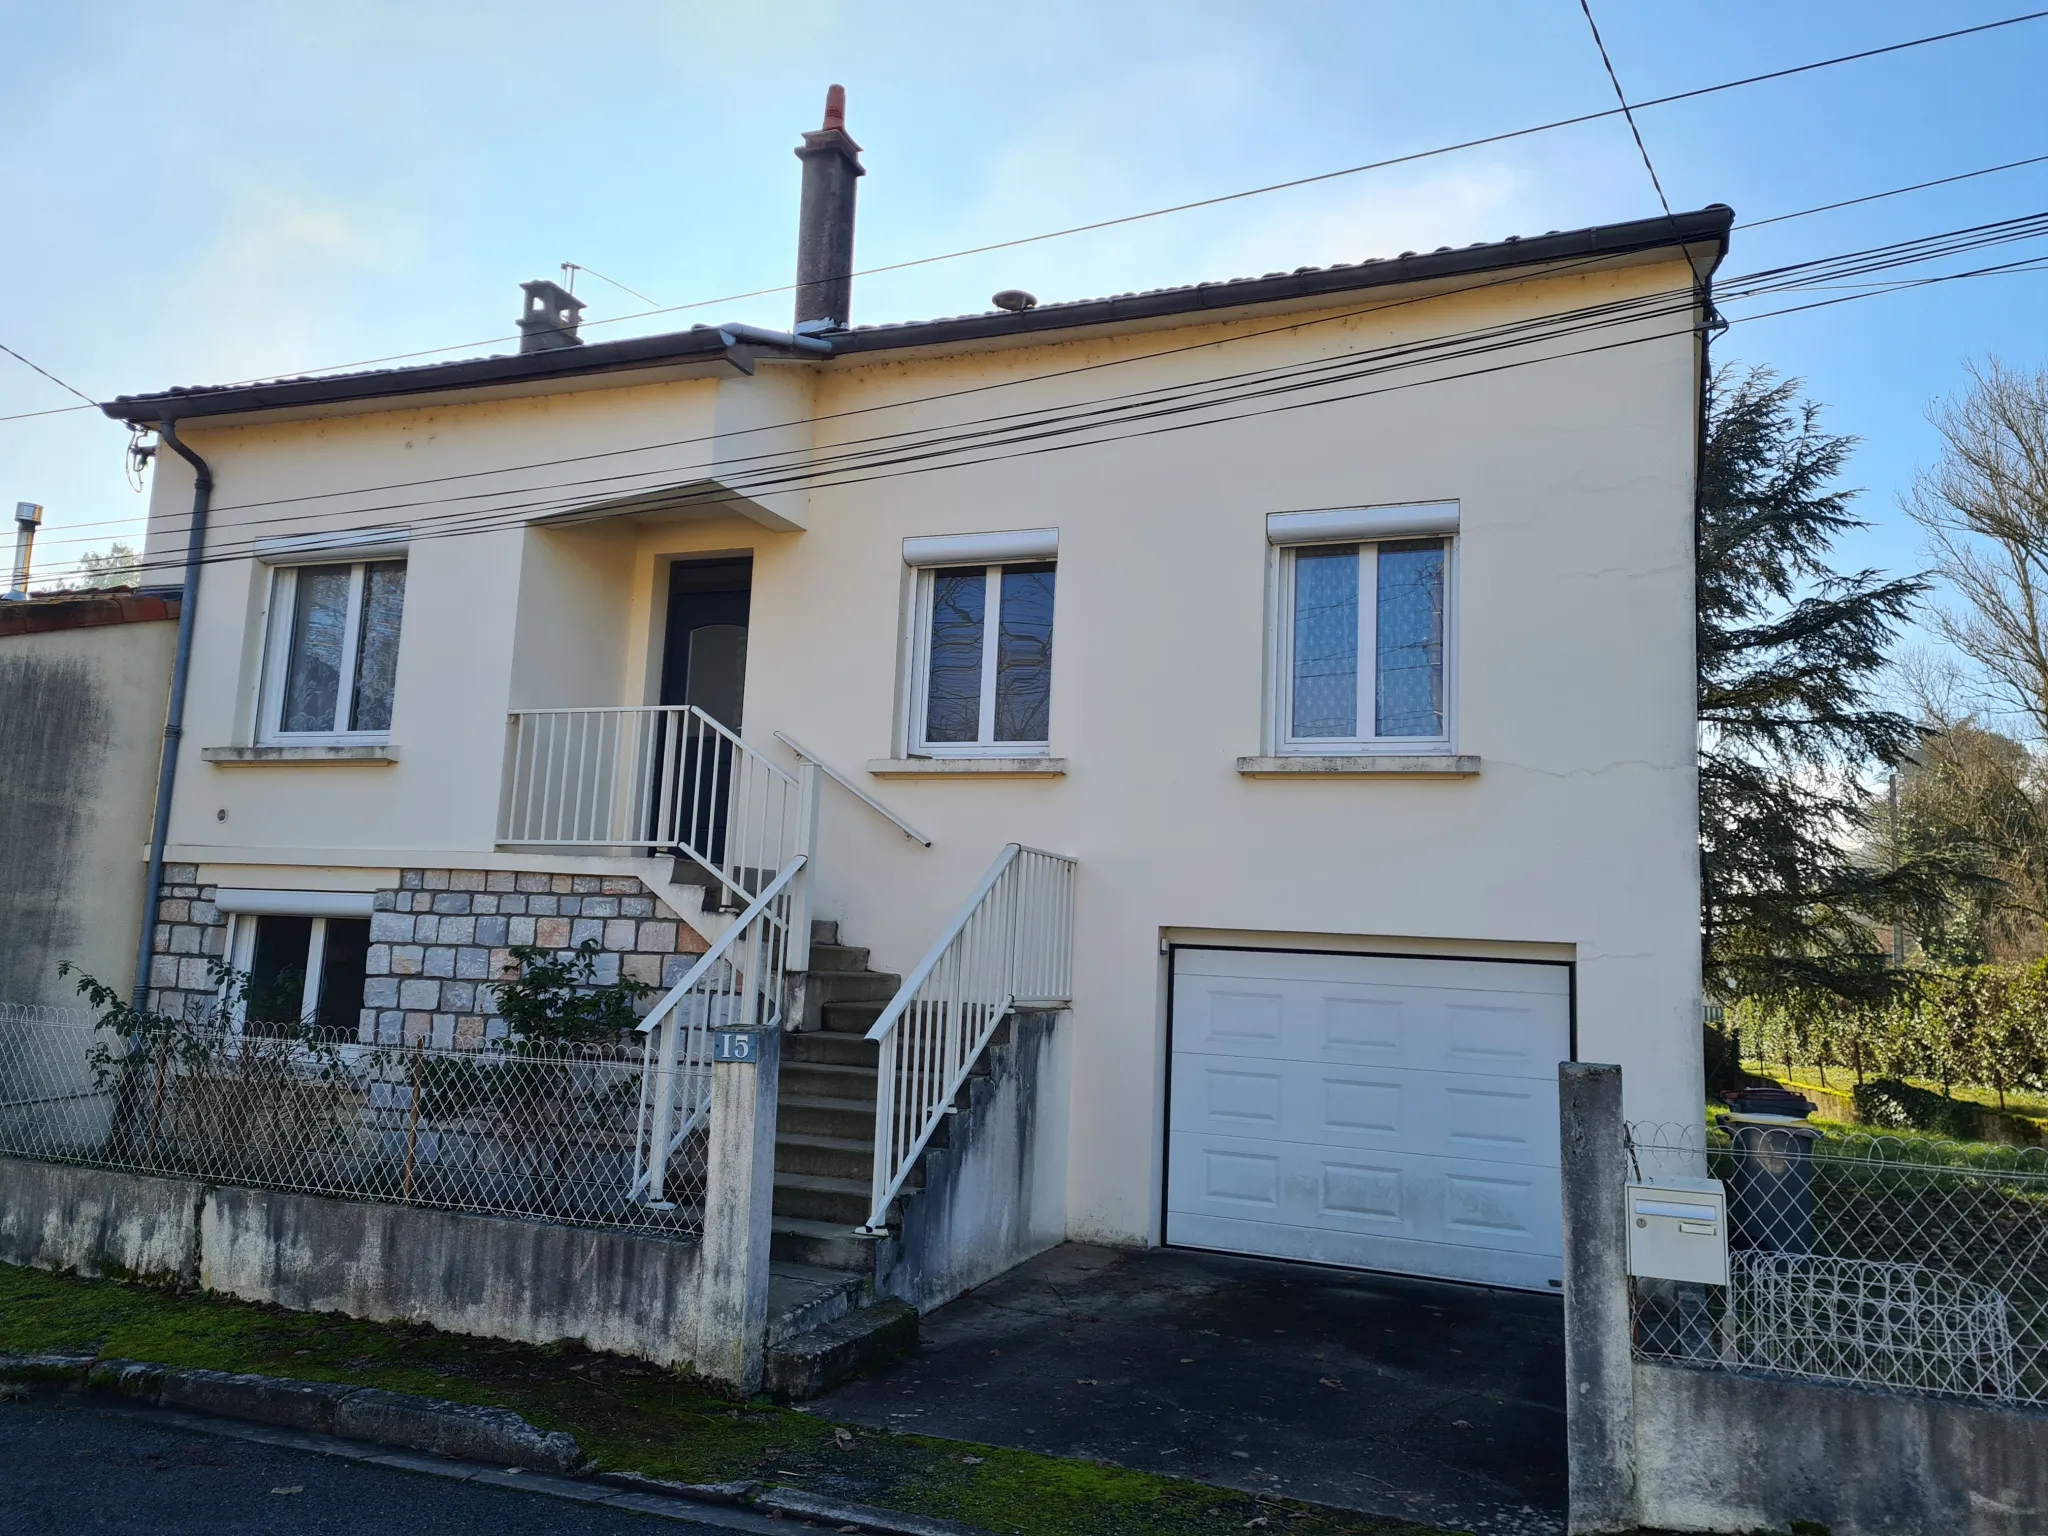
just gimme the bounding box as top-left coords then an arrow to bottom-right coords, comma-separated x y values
0,1398 -> 715,1534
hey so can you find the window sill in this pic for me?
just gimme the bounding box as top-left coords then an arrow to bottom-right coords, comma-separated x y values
867,757 -> 1068,778
1236,754 -> 1479,778
202,744 -> 401,766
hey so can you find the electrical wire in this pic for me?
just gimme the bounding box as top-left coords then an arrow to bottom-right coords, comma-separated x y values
43,215 -> 2048,582
1576,0 -> 1674,219
56,5 -> 2048,397
0,341 -> 99,408
56,205 -> 2048,562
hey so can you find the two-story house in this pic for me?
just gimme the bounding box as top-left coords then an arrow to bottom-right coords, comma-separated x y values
102,91 -> 1726,1342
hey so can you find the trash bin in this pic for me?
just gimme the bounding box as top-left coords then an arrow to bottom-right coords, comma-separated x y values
1720,1087 -> 1820,1254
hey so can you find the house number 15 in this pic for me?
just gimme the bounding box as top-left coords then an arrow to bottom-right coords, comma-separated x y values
712,1030 -> 762,1064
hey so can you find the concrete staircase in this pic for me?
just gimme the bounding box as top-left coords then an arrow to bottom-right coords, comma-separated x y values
772,920 -> 907,1270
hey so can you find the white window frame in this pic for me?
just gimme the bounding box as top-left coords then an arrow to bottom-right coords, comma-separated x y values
1270,536 -> 1457,755
907,562 -> 1057,758
221,912 -> 332,1031
258,559 -> 403,745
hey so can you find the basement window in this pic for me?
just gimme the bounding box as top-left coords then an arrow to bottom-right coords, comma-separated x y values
259,560 -> 407,743
910,562 -> 1057,756
225,913 -> 372,1035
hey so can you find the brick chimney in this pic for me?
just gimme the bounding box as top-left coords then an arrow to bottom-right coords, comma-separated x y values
793,84 -> 864,332
517,279 -> 587,353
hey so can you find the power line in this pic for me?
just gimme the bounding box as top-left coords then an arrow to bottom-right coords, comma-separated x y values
0,402 -> 99,425
39,209 -> 2048,571
33,190 -> 2048,561
32,137 -> 2044,452
561,264 -> 661,306
1734,152 -> 2048,230
1576,0 -> 1674,218
85,207 -> 2048,551
53,217 -> 2048,581
79,6 -> 2048,395
0,340 -> 99,408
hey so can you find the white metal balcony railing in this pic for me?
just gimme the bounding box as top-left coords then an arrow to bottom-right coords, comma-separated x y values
861,844 -> 1076,1232
630,855 -> 806,1207
499,706 -> 805,906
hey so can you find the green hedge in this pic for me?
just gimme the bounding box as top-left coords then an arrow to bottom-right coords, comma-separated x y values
1729,963 -> 2048,1105
1851,1078 -> 1985,1139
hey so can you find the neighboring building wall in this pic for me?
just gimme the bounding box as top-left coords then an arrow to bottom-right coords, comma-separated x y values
0,593 -> 176,1008
147,865 -> 708,1034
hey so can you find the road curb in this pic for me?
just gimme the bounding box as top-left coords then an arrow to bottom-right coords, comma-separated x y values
1,1352 -> 998,1536
5,1354 -> 583,1474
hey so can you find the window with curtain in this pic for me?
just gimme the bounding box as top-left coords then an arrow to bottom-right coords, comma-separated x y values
262,559 -> 407,740
1281,538 -> 1448,749
915,562 -> 1056,753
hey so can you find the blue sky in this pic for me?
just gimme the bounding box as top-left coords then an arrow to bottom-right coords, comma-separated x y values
3,0 -> 2045,628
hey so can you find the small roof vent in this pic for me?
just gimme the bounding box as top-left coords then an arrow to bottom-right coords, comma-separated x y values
517,279 -> 587,353
991,289 -> 1037,313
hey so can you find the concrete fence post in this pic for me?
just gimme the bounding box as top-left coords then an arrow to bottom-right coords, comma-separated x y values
690,1028 -> 782,1393
1559,1061 -> 1638,1534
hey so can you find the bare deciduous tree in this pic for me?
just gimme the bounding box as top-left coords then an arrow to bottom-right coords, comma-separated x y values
1909,360 -> 2048,740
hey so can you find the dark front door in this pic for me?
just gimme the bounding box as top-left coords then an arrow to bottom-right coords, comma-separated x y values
659,558 -> 752,867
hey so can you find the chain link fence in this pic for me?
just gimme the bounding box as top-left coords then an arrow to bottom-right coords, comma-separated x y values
1628,1119 -> 2048,1406
0,1002 -> 705,1238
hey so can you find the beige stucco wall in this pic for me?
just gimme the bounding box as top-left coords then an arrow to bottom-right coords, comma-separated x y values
0,614 -> 176,1007
144,254 -> 1706,1246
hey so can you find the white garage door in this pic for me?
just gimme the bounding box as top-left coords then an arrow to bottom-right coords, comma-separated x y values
1167,947 -> 1570,1292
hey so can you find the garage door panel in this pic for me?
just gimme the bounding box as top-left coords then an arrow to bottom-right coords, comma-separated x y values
1177,971 -> 1564,1081
1172,1057 -> 1558,1161
1168,1129 -> 1564,1264
1169,948 -> 1569,1292
1166,1210 -> 1563,1291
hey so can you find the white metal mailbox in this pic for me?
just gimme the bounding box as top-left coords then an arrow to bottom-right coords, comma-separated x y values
1625,1176 -> 1729,1286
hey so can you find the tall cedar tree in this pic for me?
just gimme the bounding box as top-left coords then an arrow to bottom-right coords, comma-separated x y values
1699,366 -> 1949,1001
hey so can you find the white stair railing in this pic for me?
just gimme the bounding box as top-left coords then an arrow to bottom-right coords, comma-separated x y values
861,844 -> 1076,1232
499,705 -> 807,908
630,854 -> 807,1207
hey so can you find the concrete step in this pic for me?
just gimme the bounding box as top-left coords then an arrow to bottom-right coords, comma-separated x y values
765,1261 -> 870,1346
771,1214 -> 879,1271
810,919 -> 839,947
821,1000 -> 886,1035
764,1298 -> 917,1402
806,941 -> 871,974
774,1170 -> 879,1226
782,1060 -> 878,1104
807,969 -> 902,1005
778,1093 -> 878,1141
774,1130 -> 880,1183
785,1030 -> 880,1067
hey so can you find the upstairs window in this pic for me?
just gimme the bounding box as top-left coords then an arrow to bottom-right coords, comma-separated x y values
913,562 -> 1057,755
261,559 -> 407,741
1267,503 -> 1457,755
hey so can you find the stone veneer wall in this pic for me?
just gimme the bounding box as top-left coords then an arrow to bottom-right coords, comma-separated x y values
147,866 -> 708,1045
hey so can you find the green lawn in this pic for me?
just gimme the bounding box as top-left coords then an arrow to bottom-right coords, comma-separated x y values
0,1261 -> 1453,1536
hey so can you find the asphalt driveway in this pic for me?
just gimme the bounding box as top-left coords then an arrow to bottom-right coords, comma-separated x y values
817,1243 -> 1567,1536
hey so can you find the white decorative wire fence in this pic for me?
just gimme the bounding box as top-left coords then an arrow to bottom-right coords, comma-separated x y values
0,1002 -> 705,1237
1628,1120 -> 2048,1405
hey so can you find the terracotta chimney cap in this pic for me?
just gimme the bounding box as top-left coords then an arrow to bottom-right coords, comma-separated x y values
823,84 -> 846,132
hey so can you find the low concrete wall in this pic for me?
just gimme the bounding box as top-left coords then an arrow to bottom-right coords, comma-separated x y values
0,1155 -> 705,1369
1635,1359 -> 2048,1536
879,1010 -> 1068,1314
203,1185 -> 702,1367
0,1156 -> 202,1284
